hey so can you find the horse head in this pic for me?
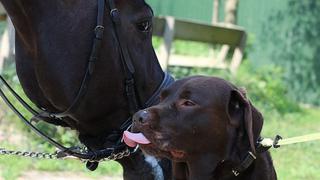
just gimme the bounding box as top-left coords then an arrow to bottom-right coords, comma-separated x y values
1,0 -> 171,179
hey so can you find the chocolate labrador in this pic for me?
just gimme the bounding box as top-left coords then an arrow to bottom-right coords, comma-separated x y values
124,76 -> 277,180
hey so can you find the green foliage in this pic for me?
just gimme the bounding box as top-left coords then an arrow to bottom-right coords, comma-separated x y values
259,0 -> 320,105
169,61 -> 300,115
232,62 -> 300,114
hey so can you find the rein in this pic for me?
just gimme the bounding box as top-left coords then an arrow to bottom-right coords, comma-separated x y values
0,0 -> 174,171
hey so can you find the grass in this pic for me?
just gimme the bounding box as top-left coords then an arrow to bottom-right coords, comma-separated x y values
0,151 -> 123,180
261,108 -> 320,180
0,144 -> 32,180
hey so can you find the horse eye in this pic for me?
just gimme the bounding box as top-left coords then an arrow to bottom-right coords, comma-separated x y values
182,100 -> 196,107
136,20 -> 152,32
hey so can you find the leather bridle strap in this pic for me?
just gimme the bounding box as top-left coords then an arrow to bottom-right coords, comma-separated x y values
144,72 -> 174,108
109,0 -> 140,115
38,0 -> 106,119
0,76 -> 38,116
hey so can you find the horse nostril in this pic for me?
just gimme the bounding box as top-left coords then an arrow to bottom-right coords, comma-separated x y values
133,110 -> 149,124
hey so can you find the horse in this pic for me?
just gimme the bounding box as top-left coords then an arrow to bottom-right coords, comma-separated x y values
0,0 -> 173,179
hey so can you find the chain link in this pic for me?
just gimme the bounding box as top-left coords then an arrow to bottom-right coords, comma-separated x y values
0,147 -> 131,162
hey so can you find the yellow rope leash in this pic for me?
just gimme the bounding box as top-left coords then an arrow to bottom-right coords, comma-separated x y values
277,133 -> 320,146
259,133 -> 320,148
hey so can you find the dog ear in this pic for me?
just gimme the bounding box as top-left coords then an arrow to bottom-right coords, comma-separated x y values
228,89 -> 263,154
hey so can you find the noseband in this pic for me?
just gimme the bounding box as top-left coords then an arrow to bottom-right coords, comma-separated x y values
0,0 -> 174,170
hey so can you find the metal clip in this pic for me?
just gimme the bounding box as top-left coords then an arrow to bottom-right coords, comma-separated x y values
110,8 -> 119,17
110,8 -> 120,23
232,169 -> 240,176
94,25 -> 105,39
273,135 -> 283,148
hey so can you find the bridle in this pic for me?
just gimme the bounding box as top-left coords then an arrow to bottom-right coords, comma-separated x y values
0,0 -> 174,170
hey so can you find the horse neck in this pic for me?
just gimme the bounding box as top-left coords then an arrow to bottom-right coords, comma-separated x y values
1,0 -> 38,52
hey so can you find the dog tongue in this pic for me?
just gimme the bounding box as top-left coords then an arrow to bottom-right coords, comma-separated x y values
123,131 -> 151,147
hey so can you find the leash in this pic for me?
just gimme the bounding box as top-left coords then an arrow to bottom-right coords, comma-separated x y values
259,133 -> 320,149
228,133 -> 320,177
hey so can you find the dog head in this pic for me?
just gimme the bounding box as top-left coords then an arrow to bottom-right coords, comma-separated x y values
125,76 -> 263,163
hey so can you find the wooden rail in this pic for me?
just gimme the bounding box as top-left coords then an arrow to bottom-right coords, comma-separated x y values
153,16 -> 247,73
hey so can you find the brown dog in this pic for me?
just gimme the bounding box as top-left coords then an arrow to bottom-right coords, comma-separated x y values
124,76 -> 277,180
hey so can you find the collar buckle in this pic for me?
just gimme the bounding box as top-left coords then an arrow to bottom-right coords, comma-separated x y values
231,151 -> 257,177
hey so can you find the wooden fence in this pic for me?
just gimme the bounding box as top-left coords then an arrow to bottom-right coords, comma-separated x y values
153,16 -> 247,73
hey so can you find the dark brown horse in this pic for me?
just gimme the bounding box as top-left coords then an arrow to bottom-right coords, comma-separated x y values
0,0 -> 172,179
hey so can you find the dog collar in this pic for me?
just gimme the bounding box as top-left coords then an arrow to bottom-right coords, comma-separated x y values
231,151 -> 256,176
223,138 -> 273,177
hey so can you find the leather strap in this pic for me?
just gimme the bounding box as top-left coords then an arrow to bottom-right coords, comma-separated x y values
108,0 -> 140,115
144,72 -> 174,108
231,151 -> 256,176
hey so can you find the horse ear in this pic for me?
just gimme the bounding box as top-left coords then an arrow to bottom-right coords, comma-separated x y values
228,89 -> 263,154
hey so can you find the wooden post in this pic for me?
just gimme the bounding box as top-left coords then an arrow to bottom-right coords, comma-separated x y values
230,32 -> 246,74
225,0 -> 239,25
158,16 -> 175,70
212,0 -> 219,24
0,17 -> 15,72
219,0 -> 241,73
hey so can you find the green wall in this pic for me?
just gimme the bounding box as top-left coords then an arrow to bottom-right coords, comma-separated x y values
147,0 -> 287,33
146,0 -> 288,63
147,0 -> 213,23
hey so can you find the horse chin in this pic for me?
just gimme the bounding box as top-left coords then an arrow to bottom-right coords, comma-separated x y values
79,133 -> 121,151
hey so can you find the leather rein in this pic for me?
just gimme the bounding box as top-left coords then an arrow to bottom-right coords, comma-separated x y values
0,0 -> 174,170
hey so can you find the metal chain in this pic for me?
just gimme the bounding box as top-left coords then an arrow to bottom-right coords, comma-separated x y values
99,148 -> 131,162
0,147 -> 131,162
0,148 -> 59,160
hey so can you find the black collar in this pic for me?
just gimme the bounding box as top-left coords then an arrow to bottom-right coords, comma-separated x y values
217,139 -> 272,178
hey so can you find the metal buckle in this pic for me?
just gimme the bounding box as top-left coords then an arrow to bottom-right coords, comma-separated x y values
94,25 -> 105,40
110,8 -> 119,16
232,169 -> 240,176
110,8 -> 120,23
273,135 -> 283,148
248,151 -> 257,159
95,25 -> 105,31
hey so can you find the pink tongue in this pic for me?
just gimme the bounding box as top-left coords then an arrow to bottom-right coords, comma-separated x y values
123,131 -> 151,147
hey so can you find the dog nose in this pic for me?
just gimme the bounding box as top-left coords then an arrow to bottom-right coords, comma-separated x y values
133,110 -> 150,124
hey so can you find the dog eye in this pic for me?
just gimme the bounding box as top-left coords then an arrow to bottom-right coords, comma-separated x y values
181,100 -> 196,107
136,20 -> 152,33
